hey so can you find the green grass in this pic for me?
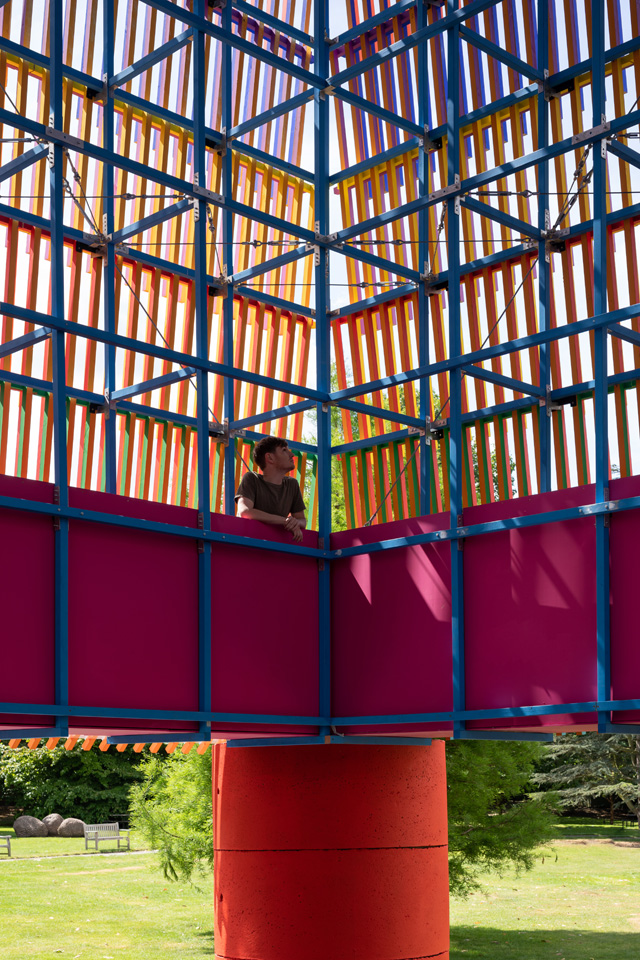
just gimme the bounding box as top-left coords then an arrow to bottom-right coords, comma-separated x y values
550,815 -> 640,841
0,826 -> 149,859
450,839 -> 640,959
0,828 -> 638,959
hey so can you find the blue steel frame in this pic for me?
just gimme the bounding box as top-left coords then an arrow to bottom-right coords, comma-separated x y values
1,0 -> 639,744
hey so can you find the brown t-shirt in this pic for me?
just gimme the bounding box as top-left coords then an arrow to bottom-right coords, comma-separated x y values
235,472 -> 305,518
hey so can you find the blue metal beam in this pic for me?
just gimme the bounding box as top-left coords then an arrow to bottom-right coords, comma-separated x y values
0,142 -> 48,184
233,0 -> 313,47
138,0 -> 324,88
332,86 -> 424,138
109,28 -> 193,91
110,198 -> 193,244
462,364 -> 545,398
461,195 -> 542,241
330,0 -> 418,48
0,301 -> 330,402
329,138 -> 422,186
608,322 -> 640,349
231,246 -> 309,285
607,138 -> 640,173
0,327 -> 51,359
230,90 -> 315,140
338,244 -> 422,284
331,284 -> 418,320
329,0 -> 501,87
458,24 -> 543,82
231,399 -> 315,431
235,285 -> 312,318
339,398 -> 425,430
110,366 -> 196,403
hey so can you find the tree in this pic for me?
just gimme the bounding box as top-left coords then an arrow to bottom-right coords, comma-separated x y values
0,741 -> 146,823
129,739 -> 552,895
531,733 -> 640,827
128,751 -> 213,882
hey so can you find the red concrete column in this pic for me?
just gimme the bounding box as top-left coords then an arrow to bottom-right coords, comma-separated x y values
213,741 -> 449,960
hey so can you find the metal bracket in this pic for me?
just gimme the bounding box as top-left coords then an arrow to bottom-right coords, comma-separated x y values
193,182 -> 224,205
45,126 -> 84,150
90,388 -> 117,419
428,174 -> 460,203
541,227 -> 569,261
407,425 -> 429,443
426,418 -> 446,440
420,272 -> 448,297
572,120 -> 610,146
209,418 -> 246,446
86,74 -> 109,104
319,85 -> 334,99
421,126 -> 442,152
306,242 -> 321,266
214,128 -> 230,157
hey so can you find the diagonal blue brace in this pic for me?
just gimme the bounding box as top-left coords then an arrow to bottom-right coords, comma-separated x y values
110,197 -> 193,244
231,399 -> 316,431
0,142 -> 48,184
232,246 -> 310,285
462,364 -> 546,398
606,138 -> 640,172
110,366 -> 196,403
338,244 -> 422,285
607,322 -> 640,349
331,283 -> 418,320
459,24 -> 543,81
461,195 -> 542,241
330,0 -> 418,48
332,87 -> 424,138
109,28 -> 193,91
0,326 -> 51,359
339,398 -> 425,430
233,0 -> 313,46
230,90 -> 315,140
330,138 -> 422,186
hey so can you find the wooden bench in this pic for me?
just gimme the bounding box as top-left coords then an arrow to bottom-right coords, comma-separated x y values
0,836 -> 11,857
83,822 -> 130,851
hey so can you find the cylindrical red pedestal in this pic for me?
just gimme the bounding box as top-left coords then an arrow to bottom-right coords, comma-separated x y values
213,741 -> 449,960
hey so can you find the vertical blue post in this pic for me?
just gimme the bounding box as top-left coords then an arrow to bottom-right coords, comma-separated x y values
447,2 -> 465,739
315,0 -> 331,736
50,0 -> 68,737
417,0 -> 431,515
222,2 -> 236,515
591,0 -> 610,732
103,0 -> 117,494
194,0 -> 211,738
537,0 -> 551,493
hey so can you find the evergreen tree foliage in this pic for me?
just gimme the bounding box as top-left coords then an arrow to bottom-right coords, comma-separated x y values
128,752 -> 213,882
531,733 -> 640,826
129,739 -> 552,895
0,741 -> 146,823
446,739 -> 554,896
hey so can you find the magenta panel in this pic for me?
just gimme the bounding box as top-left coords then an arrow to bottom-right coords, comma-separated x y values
67,488 -> 200,734
0,476 -> 55,730
609,475 -> 640,726
209,514 -> 319,737
464,488 -> 598,730
331,516 -> 453,737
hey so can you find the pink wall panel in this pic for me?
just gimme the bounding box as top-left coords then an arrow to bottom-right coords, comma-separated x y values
464,488 -> 598,730
331,517 -> 453,737
209,515 -> 319,737
0,476 -> 55,730
67,489 -> 200,734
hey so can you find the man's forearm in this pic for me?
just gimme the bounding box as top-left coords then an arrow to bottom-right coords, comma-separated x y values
239,508 -> 287,526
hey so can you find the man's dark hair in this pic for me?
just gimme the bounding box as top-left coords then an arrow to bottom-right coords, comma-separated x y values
253,436 -> 287,470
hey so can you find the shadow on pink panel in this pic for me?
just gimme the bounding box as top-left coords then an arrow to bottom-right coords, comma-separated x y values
210,515 -> 319,736
67,489 -> 200,734
331,517 -> 453,737
464,488 -> 598,730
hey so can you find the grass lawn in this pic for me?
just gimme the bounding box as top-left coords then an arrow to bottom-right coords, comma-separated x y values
0,824 -> 638,959
0,826 -> 149,859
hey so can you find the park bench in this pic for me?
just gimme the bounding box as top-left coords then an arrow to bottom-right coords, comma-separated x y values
83,822 -> 130,851
0,836 -> 10,857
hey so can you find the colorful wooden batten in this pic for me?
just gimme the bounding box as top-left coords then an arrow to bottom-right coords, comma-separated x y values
5,736 -> 214,754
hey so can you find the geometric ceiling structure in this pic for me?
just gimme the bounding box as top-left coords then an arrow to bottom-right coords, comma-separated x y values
0,0 -> 640,745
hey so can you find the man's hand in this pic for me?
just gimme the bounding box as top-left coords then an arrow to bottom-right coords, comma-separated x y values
283,516 -> 304,542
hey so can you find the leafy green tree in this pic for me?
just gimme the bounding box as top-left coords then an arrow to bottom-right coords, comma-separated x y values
130,739 -> 552,895
531,733 -> 640,827
0,741 -> 146,823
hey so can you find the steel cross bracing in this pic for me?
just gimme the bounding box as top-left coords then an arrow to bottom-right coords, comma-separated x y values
0,0 -> 640,742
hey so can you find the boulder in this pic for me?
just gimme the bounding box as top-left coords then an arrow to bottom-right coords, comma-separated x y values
57,817 -> 85,838
13,815 -> 48,838
42,813 -> 64,836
